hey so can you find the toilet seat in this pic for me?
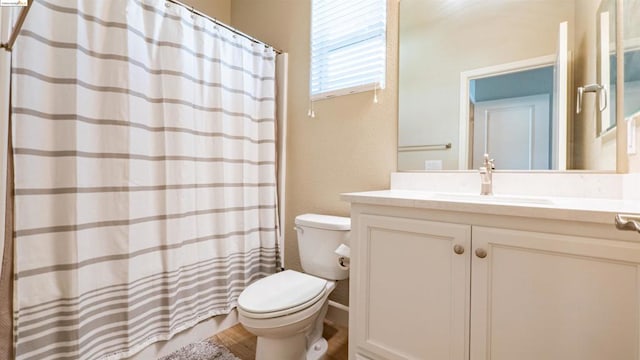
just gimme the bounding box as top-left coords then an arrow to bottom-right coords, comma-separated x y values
238,270 -> 328,319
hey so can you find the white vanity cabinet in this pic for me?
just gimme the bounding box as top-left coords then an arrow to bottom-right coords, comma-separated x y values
470,226 -> 640,360
352,214 -> 471,360
347,200 -> 640,360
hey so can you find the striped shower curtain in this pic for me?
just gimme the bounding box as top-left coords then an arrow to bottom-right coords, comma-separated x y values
10,0 -> 278,359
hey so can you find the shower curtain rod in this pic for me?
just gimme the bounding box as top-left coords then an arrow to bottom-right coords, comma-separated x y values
166,0 -> 283,54
0,0 -> 33,52
1,0 -> 282,54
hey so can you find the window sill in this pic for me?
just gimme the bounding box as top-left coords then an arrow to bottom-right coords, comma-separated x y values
311,82 -> 385,101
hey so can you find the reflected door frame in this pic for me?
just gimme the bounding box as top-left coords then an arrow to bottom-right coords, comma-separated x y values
459,54 -> 557,169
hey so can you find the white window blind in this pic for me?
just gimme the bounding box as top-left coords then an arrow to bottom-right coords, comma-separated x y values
310,0 -> 387,100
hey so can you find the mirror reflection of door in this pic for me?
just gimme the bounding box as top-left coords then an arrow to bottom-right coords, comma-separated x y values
469,67 -> 554,170
472,96 -> 550,170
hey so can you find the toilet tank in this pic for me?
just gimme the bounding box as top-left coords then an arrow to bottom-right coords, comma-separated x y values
294,214 -> 350,281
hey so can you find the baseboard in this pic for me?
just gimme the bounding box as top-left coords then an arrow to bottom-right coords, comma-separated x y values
126,309 -> 239,360
326,300 -> 349,328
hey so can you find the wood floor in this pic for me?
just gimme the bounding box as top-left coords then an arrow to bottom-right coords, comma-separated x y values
211,320 -> 348,360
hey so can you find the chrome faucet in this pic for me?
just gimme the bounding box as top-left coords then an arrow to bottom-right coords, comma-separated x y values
479,153 -> 495,195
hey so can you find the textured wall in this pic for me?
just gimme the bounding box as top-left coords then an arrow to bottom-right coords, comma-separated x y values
190,0 -> 230,23
230,0 -> 398,306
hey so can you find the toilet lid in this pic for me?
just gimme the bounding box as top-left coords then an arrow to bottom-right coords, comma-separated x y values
295,213 -> 351,231
238,270 -> 327,314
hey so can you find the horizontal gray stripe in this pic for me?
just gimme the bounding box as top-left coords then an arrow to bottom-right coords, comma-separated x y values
19,256 -> 276,319
13,68 -> 275,123
18,255 -> 270,328
18,30 -> 276,96
14,204 -> 276,237
16,226 -> 276,278
81,281 -> 259,360
18,257 -> 276,359
13,107 -> 276,144
18,259 -> 268,338
36,265 -> 272,349
80,286 -> 253,360
15,181 -> 276,195
19,269 -> 256,340
83,301 -> 239,360
33,0 -> 276,61
17,246 -> 276,315
18,265 -> 274,359
13,148 -> 276,165
79,289 -> 246,360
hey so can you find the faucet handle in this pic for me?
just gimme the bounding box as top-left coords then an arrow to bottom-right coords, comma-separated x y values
482,153 -> 495,170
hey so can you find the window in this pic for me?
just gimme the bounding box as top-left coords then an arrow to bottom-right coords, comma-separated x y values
310,0 -> 387,100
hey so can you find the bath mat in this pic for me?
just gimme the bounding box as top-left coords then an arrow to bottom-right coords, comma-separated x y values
159,340 -> 241,360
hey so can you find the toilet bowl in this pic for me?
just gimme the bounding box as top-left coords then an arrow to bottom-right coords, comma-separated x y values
237,214 -> 350,360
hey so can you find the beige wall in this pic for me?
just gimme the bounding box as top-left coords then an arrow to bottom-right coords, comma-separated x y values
230,0 -> 398,306
190,0 -> 230,24
398,0 -> 576,170
226,0 -> 638,310
572,0 -> 616,170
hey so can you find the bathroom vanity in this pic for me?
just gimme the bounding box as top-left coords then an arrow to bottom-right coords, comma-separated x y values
343,173 -> 640,360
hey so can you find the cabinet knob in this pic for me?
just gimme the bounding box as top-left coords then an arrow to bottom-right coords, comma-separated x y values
453,244 -> 465,255
475,248 -> 487,258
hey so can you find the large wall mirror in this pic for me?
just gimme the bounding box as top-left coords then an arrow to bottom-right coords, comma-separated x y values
398,0 -> 626,171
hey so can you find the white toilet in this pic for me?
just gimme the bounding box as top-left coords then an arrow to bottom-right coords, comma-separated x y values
237,213 -> 350,360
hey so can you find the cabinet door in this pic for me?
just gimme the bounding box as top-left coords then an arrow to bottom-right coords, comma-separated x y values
352,215 -> 471,360
471,227 -> 640,360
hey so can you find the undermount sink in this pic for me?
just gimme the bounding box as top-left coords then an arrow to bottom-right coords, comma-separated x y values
431,192 -> 554,205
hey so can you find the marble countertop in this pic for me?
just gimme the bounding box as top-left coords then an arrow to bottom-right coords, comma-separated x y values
342,190 -> 640,225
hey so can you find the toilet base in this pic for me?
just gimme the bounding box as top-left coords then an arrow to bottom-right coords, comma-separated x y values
306,338 -> 328,360
255,332 -> 307,360
254,333 -> 328,360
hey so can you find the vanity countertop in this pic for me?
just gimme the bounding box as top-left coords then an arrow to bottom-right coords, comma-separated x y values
342,190 -> 640,225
